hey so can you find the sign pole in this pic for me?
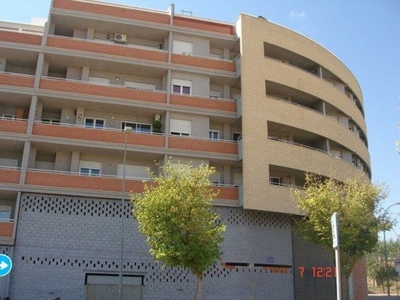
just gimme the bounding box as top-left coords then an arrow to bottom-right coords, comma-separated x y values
331,212 -> 342,300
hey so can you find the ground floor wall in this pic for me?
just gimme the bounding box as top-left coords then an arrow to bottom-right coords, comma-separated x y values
5,193 -> 295,300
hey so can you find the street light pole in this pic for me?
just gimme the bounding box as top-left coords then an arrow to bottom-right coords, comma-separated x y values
118,126 -> 132,300
383,202 -> 400,297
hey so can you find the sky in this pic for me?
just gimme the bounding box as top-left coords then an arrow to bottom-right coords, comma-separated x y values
2,0 -> 400,240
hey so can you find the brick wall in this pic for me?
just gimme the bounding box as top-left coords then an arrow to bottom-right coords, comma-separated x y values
0,30 -> 42,45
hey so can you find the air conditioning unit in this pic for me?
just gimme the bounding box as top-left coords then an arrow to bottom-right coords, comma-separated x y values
114,33 -> 127,44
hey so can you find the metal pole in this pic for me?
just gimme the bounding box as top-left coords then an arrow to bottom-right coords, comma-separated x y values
118,126 -> 132,300
384,229 -> 390,296
335,245 -> 342,300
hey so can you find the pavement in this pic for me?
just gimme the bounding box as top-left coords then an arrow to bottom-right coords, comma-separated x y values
368,295 -> 400,300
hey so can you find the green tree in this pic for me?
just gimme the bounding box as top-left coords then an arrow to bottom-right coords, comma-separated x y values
293,173 -> 388,299
367,240 -> 400,293
132,160 -> 226,300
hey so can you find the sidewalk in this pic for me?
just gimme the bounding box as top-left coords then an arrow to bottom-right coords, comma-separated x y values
368,295 -> 400,300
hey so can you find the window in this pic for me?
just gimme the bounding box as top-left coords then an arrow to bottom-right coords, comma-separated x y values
173,40 -> 193,55
210,172 -> 221,185
172,79 -> 192,95
89,76 -> 110,85
117,164 -> 150,179
270,177 -> 282,186
124,81 -> 156,91
2,114 -> 16,120
85,117 -> 105,129
42,118 -> 60,125
233,132 -> 242,141
79,161 -> 101,177
122,122 -> 151,134
0,206 -> 11,221
210,91 -> 221,99
209,130 -> 220,140
170,119 -> 191,136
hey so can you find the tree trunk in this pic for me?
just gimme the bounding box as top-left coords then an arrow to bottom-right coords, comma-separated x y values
194,273 -> 203,300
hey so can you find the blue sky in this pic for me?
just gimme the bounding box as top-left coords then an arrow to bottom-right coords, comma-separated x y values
2,0 -> 400,240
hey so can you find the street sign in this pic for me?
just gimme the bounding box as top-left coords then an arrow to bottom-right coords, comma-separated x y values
0,254 -> 12,277
331,212 -> 339,249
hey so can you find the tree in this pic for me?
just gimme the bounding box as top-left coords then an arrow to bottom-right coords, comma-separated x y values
132,160 -> 226,300
293,173 -> 388,299
367,240 -> 400,293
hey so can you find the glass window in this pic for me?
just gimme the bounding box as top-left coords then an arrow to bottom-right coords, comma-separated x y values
122,122 -> 152,134
209,130 -> 220,140
85,118 -> 105,129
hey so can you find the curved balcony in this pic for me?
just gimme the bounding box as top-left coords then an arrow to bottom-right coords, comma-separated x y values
39,77 -> 168,104
263,58 -> 365,130
46,36 -> 168,63
0,118 -> 28,135
170,93 -> 237,113
266,138 -> 368,180
266,96 -> 370,164
0,73 -> 35,89
0,30 -> 42,46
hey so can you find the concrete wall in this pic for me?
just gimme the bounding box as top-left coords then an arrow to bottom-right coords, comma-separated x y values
9,193 -> 294,300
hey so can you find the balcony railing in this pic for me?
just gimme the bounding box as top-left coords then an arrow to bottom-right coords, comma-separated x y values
39,77 -> 168,104
266,95 -> 367,147
267,136 -> 369,175
0,72 -> 35,88
46,35 -> 169,63
264,55 -> 363,114
0,167 -> 21,184
170,93 -> 237,113
0,117 -> 28,134
168,135 -> 238,155
0,219 -> 15,238
33,121 -> 166,148
24,168 -> 239,204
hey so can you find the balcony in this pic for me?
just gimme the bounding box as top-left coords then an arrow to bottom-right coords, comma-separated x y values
24,169 -> 239,205
170,93 -> 237,113
0,118 -> 28,134
25,169 -> 145,195
39,77 -> 168,104
168,135 -> 238,156
32,122 -> 165,149
171,53 -> 236,73
266,137 -> 369,179
0,30 -> 42,46
46,36 -> 168,63
0,73 -> 35,89
263,58 -> 365,125
212,185 -> 239,206
0,220 -> 15,245
0,167 -> 21,185
52,0 -> 171,25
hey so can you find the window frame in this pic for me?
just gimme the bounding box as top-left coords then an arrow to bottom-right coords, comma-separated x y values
209,130 -> 220,140
84,117 -> 105,129
122,121 -> 152,134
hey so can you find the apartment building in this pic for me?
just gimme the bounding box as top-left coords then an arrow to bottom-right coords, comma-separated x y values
0,0 -> 370,299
